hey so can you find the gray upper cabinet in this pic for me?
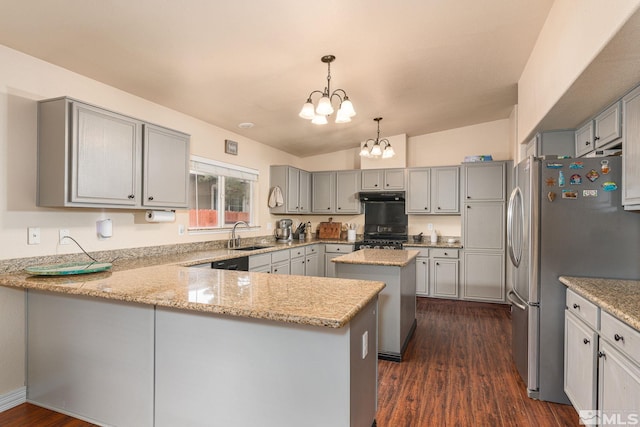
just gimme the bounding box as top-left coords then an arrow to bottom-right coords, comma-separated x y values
406,168 -> 431,213
361,168 -> 405,191
462,162 -> 505,201
575,121 -> 594,157
143,124 -> 190,208
298,170 -> 311,213
575,101 -> 622,157
335,170 -> 361,214
432,166 -> 459,214
594,101 -> 622,148
311,171 -> 335,213
270,166 -> 310,214
526,130 -> 575,158
623,85 -> 640,210
37,97 -> 190,209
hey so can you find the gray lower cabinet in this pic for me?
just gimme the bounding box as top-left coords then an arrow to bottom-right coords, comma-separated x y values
271,261 -> 290,275
429,249 -> 459,299
416,257 -> 429,296
325,244 -> 354,277
462,251 -> 505,302
564,309 -> 597,414
37,97 -> 189,210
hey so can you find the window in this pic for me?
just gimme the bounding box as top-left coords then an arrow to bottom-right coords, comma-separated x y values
189,156 -> 258,230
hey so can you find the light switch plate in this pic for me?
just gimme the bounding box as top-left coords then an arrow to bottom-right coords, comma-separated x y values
28,227 -> 40,245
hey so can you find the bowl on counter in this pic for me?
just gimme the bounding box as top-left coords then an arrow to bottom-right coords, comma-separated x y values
412,234 -> 424,243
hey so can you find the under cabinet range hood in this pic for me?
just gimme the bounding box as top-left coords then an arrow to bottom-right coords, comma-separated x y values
358,191 -> 405,202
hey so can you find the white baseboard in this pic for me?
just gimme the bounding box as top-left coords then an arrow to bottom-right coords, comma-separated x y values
0,386 -> 26,413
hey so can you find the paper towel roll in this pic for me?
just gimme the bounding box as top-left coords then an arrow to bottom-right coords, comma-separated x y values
146,210 -> 176,223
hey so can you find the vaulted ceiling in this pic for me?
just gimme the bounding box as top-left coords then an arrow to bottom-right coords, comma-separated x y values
0,0 -> 555,157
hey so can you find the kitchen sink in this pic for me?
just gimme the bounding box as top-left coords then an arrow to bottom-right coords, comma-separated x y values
232,245 -> 274,251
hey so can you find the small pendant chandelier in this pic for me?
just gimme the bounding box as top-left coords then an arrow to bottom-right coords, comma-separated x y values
360,117 -> 395,159
299,55 -> 356,124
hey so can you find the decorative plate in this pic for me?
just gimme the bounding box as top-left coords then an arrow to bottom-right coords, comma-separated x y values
25,261 -> 112,276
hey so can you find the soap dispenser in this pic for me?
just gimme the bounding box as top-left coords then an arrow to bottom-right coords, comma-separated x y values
430,229 -> 438,244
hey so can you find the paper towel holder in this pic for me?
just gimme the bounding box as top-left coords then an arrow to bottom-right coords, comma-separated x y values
145,210 -> 176,223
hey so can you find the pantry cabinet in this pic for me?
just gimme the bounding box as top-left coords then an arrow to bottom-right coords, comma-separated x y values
37,97 -> 190,210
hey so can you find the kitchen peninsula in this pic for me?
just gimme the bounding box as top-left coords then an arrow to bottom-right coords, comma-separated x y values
333,249 -> 418,361
0,260 -> 385,427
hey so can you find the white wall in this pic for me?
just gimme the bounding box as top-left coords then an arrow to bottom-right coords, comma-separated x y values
517,0 -> 640,143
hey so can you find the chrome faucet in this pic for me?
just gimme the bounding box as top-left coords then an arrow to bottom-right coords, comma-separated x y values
229,221 -> 250,249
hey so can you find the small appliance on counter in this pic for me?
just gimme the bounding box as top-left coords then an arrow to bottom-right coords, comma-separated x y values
274,219 -> 293,242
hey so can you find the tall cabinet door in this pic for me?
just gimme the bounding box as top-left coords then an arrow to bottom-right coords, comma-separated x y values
432,167 -> 459,213
463,162 -> 506,201
312,172 -> 335,213
336,170 -> 361,213
463,203 -> 505,250
406,168 -> 431,213
623,86 -> 640,209
298,170 -> 311,213
71,102 -> 141,206
564,312 -> 597,413
143,124 -> 190,208
286,168 -> 300,213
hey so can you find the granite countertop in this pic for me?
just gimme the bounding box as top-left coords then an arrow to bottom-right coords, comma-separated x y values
0,264 -> 385,329
559,276 -> 640,331
331,249 -> 420,267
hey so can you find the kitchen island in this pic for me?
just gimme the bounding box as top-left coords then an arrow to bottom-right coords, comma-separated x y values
333,249 -> 419,361
0,263 -> 384,427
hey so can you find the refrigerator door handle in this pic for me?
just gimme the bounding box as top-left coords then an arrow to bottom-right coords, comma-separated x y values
507,290 -> 527,311
507,187 -> 523,267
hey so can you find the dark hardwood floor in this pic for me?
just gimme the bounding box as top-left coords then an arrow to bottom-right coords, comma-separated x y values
0,297 -> 578,426
376,297 -> 579,427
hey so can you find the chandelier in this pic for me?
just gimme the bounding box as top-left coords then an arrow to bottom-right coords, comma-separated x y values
298,55 -> 356,124
360,117 -> 395,159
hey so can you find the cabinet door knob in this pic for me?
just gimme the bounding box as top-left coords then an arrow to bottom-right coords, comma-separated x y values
598,351 -> 606,359
467,205 -> 471,209
585,140 -> 590,146
436,262 -> 440,266
338,207 -> 341,210
148,196 -> 154,201
128,194 -> 135,199
594,136 -> 600,141
614,333 -> 624,342
573,303 -> 580,310
444,252 -> 448,255
466,196 -> 471,199
422,261 -> 426,265
583,338 -> 590,345
374,184 -> 378,187
437,207 -> 441,210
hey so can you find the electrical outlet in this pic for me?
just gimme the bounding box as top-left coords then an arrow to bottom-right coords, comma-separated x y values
427,223 -> 434,231
28,227 -> 41,245
59,229 -> 70,245
178,224 -> 185,235
362,330 -> 369,359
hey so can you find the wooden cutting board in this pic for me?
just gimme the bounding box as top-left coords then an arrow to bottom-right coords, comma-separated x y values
317,221 -> 342,239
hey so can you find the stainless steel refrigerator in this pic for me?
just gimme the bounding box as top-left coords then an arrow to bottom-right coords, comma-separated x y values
507,155 -> 640,404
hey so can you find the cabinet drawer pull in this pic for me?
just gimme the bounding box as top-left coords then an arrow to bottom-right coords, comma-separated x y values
614,333 -> 624,342
444,252 -> 448,256
583,338 -> 590,345
573,303 -> 580,310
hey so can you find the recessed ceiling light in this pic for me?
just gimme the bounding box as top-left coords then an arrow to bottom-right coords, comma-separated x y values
238,122 -> 254,129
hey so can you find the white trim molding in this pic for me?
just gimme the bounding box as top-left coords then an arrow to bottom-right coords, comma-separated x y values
0,386 -> 26,412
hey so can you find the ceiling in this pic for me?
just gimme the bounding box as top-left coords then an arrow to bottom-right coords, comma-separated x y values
0,0 -> 555,157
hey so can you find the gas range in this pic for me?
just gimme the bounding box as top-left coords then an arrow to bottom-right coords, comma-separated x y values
354,239 -> 405,250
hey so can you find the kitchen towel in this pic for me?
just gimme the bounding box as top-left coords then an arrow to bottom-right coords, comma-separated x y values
268,186 -> 284,208
146,210 -> 175,223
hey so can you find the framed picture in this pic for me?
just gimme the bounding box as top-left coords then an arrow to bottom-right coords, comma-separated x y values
225,139 -> 238,155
